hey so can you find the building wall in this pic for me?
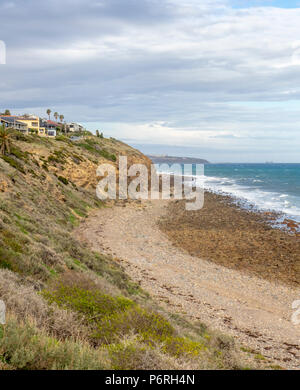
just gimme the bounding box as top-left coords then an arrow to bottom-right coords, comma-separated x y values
17,116 -> 40,132
0,118 -> 28,134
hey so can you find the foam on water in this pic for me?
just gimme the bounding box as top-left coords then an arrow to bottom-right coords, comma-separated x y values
198,174 -> 300,221
156,163 -> 300,223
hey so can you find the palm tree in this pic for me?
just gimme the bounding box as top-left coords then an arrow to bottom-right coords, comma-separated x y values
0,124 -> 12,155
54,112 -> 59,122
58,115 -> 65,133
47,109 -> 51,120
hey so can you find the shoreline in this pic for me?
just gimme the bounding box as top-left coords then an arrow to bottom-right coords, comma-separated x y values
159,190 -> 299,288
75,196 -> 300,369
203,189 -> 300,235
157,170 -> 300,229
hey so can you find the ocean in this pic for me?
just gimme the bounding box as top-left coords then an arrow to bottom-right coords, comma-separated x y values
156,163 -> 300,223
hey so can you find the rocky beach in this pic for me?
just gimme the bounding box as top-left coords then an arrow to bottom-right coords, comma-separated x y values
159,191 -> 300,288
76,192 -> 300,369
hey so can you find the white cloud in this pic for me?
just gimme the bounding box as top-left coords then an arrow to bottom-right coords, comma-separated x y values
1,0 -> 300,161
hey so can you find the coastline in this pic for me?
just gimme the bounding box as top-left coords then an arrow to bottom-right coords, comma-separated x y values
159,190 -> 300,288
76,194 -> 300,369
202,189 -> 300,235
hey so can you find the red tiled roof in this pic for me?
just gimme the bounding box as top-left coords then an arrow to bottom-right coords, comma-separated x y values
47,120 -> 62,126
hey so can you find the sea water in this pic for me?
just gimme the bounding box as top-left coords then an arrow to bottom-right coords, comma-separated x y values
156,163 -> 300,223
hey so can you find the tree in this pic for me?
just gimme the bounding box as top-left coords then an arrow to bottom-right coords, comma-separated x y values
0,110 -> 11,116
0,124 -> 12,155
96,130 -> 100,137
59,115 -> 64,123
54,112 -> 59,122
47,109 -> 51,120
100,132 -> 104,139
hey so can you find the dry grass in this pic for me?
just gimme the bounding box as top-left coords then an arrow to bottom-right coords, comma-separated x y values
0,314 -> 108,370
0,270 -> 86,341
105,335 -> 187,370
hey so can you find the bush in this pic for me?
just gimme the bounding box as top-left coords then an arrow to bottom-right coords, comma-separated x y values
55,135 -> 71,143
99,149 -> 116,162
106,337 -> 182,370
0,316 -> 107,370
1,155 -> 26,174
42,284 -> 134,325
77,140 -> 116,161
10,146 -> 29,161
58,176 -> 69,185
42,281 -> 205,359
0,270 -> 86,341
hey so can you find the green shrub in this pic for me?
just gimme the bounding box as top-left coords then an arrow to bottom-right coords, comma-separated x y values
12,132 -> 31,142
77,140 -> 116,161
42,284 -> 134,324
0,248 -> 14,270
42,282 -> 204,358
10,146 -> 29,161
55,135 -> 70,143
0,247 -> 22,272
71,153 -> 84,164
99,149 -> 117,162
1,155 -> 26,174
93,305 -> 174,344
77,142 -> 94,153
58,176 -> 69,185
42,162 -> 49,171
160,336 -> 205,358
48,152 -> 66,165
0,229 -> 28,254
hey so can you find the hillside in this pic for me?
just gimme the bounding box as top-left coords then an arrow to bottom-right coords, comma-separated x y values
0,131 -> 262,370
148,155 -> 210,165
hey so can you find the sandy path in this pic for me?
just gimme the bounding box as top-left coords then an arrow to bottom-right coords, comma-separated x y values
75,200 -> 300,369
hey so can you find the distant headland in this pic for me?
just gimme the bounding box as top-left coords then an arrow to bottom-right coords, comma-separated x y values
147,154 -> 210,165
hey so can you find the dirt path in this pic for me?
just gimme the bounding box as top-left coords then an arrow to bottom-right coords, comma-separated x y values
75,200 -> 300,369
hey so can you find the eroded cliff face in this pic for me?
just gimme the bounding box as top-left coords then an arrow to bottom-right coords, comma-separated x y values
56,137 -> 153,192
0,133 -> 153,201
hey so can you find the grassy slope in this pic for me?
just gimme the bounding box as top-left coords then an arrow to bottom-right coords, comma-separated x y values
0,132 -> 268,370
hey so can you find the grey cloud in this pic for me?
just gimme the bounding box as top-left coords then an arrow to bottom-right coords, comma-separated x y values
1,0 -> 176,48
1,0 -> 300,162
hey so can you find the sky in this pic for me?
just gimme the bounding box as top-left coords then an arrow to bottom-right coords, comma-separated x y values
1,0 -> 300,162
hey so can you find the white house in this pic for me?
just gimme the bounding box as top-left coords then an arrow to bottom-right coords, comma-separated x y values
67,122 -> 84,132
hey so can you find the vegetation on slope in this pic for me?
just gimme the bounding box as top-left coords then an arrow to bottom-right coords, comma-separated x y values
0,131 -> 265,370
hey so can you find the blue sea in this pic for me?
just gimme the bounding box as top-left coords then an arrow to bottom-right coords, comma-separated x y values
157,163 -> 300,223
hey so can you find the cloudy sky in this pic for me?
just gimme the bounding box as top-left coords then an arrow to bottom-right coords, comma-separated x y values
1,0 -> 300,162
